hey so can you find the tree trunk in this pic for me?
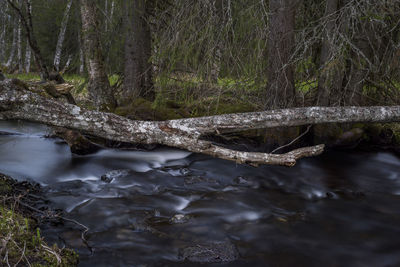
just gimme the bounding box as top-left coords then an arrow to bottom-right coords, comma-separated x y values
316,0 -> 341,106
207,0 -> 228,84
104,0 -> 115,32
3,80 -> 400,166
123,0 -> 154,102
5,17 -> 17,68
78,30 -> 85,75
24,45 -> 31,73
105,0 -> 108,31
80,0 -> 115,110
61,55 -> 72,74
266,0 -> 296,109
17,18 -> 23,73
53,0 -> 73,72
0,1 -> 7,64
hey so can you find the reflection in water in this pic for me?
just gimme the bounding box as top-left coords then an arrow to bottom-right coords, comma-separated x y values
1,121 -> 400,266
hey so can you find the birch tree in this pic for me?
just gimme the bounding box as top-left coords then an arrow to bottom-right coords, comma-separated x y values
17,17 -> 23,73
0,1 -> 7,64
53,0 -> 73,72
24,45 -> 31,73
5,17 -> 17,69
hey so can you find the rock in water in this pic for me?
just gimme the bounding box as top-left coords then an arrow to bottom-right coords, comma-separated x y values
101,169 -> 130,183
170,214 -> 191,224
180,241 -> 238,263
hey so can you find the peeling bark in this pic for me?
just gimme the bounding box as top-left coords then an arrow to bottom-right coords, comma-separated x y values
2,80 -> 400,166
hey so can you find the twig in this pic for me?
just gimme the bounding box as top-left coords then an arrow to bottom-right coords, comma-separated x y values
60,217 -> 93,255
4,250 -> 10,267
12,241 -> 26,267
14,199 -> 93,254
271,125 -> 312,154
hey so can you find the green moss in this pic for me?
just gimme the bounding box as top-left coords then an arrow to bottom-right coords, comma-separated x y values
296,80 -> 318,93
0,205 -> 78,266
0,178 -> 12,195
8,73 -> 41,81
0,174 -> 78,266
115,98 -> 184,120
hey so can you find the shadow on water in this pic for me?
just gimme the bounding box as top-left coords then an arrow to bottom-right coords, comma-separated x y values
1,121 -> 400,266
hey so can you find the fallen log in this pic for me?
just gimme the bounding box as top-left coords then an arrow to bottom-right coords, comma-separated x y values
1,79 -> 399,166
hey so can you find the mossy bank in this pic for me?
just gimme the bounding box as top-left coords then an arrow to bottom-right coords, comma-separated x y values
0,173 -> 78,266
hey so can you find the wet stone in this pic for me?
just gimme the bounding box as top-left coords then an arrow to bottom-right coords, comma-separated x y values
184,176 -> 219,186
159,166 -> 191,177
233,175 -> 258,188
170,214 -> 191,224
101,169 -> 130,183
180,241 -> 239,263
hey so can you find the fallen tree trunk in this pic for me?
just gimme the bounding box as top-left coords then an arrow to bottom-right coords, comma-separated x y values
1,79 -> 400,166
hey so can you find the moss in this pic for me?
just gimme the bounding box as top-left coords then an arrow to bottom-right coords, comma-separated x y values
0,174 -> 78,266
0,205 -> 78,266
0,177 -> 12,195
115,98 -> 184,120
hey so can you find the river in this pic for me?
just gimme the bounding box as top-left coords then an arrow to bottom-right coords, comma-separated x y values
1,121 -> 400,266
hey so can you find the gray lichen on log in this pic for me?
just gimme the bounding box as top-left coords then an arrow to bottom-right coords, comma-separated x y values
2,79 -> 400,166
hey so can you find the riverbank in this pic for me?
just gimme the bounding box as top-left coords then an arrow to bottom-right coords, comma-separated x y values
0,173 -> 78,266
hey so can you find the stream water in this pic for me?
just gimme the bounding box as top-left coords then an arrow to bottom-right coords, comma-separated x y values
1,121 -> 400,266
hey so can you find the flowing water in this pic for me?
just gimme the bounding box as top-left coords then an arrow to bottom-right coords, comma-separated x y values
1,121 -> 400,266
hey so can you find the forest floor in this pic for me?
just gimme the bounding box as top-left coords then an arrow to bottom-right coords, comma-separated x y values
0,173 -> 79,266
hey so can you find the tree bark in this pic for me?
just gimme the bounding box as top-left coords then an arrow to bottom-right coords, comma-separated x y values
24,45 -> 31,73
53,0 -> 73,72
5,17 -> 17,68
77,30 -> 85,75
0,1 -> 7,63
266,0 -> 297,109
3,80 -> 400,166
17,17 -> 23,73
206,0 -> 227,84
123,0 -> 154,102
80,0 -> 116,110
